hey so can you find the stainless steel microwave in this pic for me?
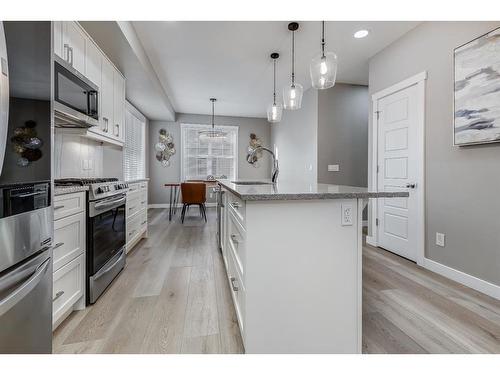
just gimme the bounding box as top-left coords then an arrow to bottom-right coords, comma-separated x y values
54,55 -> 99,128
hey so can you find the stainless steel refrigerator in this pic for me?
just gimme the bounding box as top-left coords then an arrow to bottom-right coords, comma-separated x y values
0,21 -> 53,354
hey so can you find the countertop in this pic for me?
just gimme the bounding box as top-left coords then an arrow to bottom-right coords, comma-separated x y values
54,186 -> 89,196
217,179 -> 409,201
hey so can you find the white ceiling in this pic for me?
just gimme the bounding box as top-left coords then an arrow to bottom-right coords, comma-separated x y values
132,21 -> 420,119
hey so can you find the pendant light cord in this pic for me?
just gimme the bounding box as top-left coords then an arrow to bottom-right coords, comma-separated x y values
321,21 -> 325,58
291,30 -> 295,86
273,59 -> 277,105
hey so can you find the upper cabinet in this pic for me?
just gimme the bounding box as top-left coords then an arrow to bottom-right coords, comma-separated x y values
85,39 -> 102,88
53,21 -> 126,146
113,70 -> 126,142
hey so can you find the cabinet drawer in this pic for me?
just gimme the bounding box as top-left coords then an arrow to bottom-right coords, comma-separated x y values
53,254 -> 84,327
226,247 -> 245,338
126,193 -> 142,218
53,211 -> 85,271
126,212 -> 142,243
226,191 -> 245,226
140,208 -> 148,232
127,183 -> 141,193
54,192 -> 85,220
227,208 -> 246,278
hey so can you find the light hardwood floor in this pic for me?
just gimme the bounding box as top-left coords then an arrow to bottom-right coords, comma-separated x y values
53,208 -> 500,354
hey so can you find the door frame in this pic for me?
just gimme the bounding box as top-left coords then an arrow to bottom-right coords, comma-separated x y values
368,71 -> 426,266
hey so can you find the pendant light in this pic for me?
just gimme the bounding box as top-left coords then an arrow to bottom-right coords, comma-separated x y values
199,98 -> 226,139
310,21 -> 338,90
267,52 -> 283,123
283,22 -> 303,110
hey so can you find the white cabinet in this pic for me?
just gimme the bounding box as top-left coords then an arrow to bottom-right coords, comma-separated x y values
52,192 -> 86,330
113,70 -> 125,142
85,39 -> 101,88
125,181 -> 148,254
100,58 -> 114,137
53,21 -> 63,59
52,254 -> 85,329
62,21 -> 86,74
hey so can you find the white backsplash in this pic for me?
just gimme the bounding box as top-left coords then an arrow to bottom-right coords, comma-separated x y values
54,130 -> 104,179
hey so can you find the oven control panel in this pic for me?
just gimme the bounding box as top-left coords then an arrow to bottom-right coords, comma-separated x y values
89,182 -> 129,201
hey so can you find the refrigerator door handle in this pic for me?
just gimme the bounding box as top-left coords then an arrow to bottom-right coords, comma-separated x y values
0,257 -> 50,317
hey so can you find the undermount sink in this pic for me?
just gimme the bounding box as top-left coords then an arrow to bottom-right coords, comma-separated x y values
231,181 -> 274,185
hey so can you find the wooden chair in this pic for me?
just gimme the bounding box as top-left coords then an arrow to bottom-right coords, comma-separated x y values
180,182 -> 207,223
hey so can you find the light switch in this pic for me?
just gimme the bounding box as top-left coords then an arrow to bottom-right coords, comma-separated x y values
328,164 -> 340,172
436,232 -> 445,247
341,204 -> 353,226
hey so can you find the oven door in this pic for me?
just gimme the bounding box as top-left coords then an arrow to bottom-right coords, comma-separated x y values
88,195 -> 126,276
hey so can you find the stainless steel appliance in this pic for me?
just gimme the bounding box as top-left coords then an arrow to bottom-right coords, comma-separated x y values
0,21 -> 53,354
54,55 -> 99,128
55,178 -> 127,304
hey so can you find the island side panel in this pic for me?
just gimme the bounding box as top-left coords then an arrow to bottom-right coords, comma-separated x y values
244,198 -> 362,353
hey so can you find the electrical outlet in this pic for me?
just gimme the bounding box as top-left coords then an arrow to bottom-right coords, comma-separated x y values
328,164 -> 340,172
436,232 -> 445,247
341,204 -> 353,226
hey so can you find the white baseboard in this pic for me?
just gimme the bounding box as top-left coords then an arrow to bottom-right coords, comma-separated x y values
366,235 -> 377,247
148,203 -> 216,209
423,257 -> 500,300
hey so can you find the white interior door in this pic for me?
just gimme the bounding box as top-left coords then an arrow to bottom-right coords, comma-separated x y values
376,84 -> 420,262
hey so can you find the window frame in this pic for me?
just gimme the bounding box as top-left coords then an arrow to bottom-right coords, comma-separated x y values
180,123 -> 239,181
123,102 -> 147,181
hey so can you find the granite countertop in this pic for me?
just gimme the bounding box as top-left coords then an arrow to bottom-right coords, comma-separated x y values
217,179 -> 409,201
54,186 -> 89,196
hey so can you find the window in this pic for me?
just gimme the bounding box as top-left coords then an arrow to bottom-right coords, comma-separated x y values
181,123 -> 238,181
123,105 -> 146,181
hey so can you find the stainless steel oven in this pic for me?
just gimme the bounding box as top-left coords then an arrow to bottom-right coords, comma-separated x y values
87,193 -> 126,304
54,55 -> 99,128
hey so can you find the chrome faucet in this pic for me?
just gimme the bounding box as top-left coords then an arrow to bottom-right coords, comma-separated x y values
246,146 -> 279,183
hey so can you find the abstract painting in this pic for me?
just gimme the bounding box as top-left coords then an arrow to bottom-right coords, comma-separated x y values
454,27 -> 500,146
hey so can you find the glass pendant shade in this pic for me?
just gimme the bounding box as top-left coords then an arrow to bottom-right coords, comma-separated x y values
267,102 -> 283,123
310,51 -> 338,89
283,83 -> 303,110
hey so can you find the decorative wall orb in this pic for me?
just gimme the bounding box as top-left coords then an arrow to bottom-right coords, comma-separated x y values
17,157 -> 29,167
155,142 -> 166,152
162,159 -> 170,167
24,137 -> 43,149
155,128 -> 175,168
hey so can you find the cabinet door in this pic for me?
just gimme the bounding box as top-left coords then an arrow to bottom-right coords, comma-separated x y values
113,69 -> 125,141
100,58 -> 114,136
53,21 -> 64,60
85,39 -> 101,88
63,22 -> 86,74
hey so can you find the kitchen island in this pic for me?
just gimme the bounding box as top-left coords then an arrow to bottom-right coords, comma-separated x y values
217,179 -> 408,354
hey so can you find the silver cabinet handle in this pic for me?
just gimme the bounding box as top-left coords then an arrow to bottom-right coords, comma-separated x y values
53,291 -> 64,302
230,277 -> 239,292
103,117 -> 109,132
406,183 -> 416,189
54,205 -> 65,210
230,202 -> 241,209
230,234 -> 239,244
53,242 -> 64,250
68,46 -> 74,66
63,43 -> 70,62
141,220 -> 147,225
129,229 -> 137,236
115,124 -> 120,137
140,201 -> 146,204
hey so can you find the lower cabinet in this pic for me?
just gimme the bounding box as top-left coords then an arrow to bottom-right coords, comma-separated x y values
52,192 -> 86,330
125,181 -> 148,254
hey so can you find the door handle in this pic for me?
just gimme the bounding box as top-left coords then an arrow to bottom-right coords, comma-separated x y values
230,277 -> 239,292
63,43 -> 70,62
53,291 -> 64,302
53,242 -> 64,250
0,258 -> 51,317
405,183 -> 416,189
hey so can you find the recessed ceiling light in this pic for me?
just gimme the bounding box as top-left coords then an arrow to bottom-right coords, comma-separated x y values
354,29 -> 369,39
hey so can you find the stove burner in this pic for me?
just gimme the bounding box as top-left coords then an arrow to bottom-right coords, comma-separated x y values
55,178 -> 119,186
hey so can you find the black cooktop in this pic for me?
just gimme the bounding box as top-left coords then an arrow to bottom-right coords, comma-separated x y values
54,178 -> 119,186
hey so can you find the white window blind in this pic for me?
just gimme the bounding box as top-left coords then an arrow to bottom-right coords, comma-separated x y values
123,107 -> 146,181
181,123 -> 238,181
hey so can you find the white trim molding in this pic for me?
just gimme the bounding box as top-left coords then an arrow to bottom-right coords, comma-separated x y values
423,258 -> 500,300
370,71 -> 427,266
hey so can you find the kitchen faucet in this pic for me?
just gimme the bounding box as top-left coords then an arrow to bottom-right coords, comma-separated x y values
247,146 -> 279,183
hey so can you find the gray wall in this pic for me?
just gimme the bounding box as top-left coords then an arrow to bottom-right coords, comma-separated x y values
148,113 -> 271,204
369,21 -> 500,286
317,84 -> 368,187
271,88 -> 318,183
